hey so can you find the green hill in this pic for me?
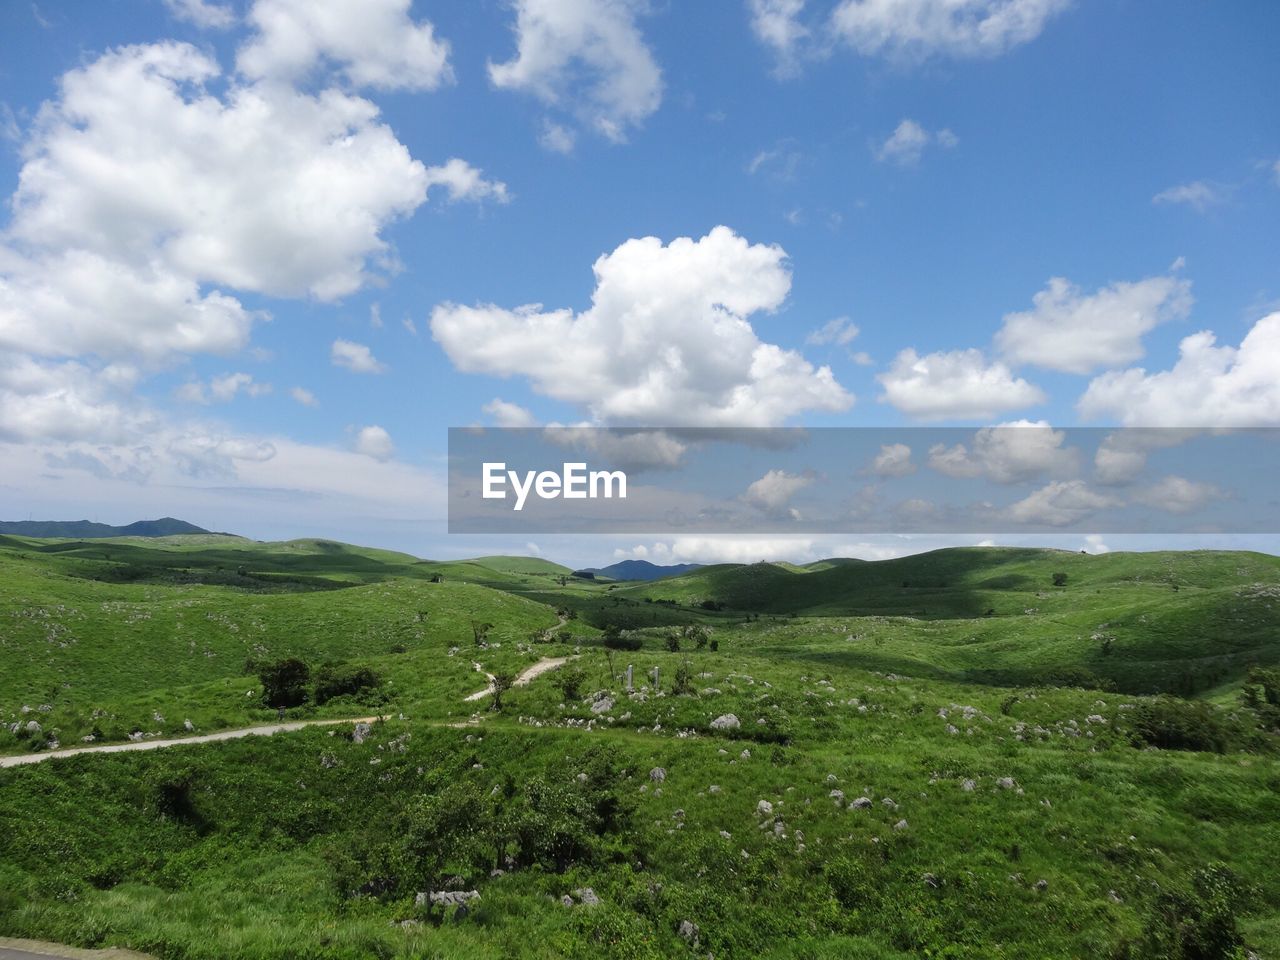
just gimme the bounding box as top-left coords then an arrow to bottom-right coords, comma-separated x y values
0,517 -> 212,538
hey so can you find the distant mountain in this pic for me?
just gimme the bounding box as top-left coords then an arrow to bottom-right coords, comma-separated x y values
583,559 -> 704,581
0,517 -> 212,538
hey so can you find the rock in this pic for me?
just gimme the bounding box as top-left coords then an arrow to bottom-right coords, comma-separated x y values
677,920 -> 700,943
561,895 -> 574,907
708,784 -> 721,794
1108,890 -> 1123,904
673,809 -> 685,820
756,799 -> 774,816
417,890 -> 480,908
1034,879 -> 1049,892
24,720 -> 41,734
996,777 -> 1016,790
740,748 -> 751,760
719,830 -> 732,839
573,887 -> 601,907
961,779 -> 976,792
893,819 -> 908,831
351,722 -> 372,744
829,789 -> 845,804
850,796 -> 873,810
183,719 -> 195,732
922,873 -> 941,888
710,713 -> 741,731
882,797 -> 898,810
590,697 -> 615,714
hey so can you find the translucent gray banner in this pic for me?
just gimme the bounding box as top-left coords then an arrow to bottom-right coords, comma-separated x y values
448,427 -> 1280,534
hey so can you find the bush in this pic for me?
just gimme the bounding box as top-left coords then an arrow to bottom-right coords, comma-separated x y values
1052,572 -> 1069,587
259,657 -> 310,708
314,663 -> 381,705
602,624 -> 642,651
553,665 -> 586,702
1120,863 -> 1253,960
1127,696 -> 1234,753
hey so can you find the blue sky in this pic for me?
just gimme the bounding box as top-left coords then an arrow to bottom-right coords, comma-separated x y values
0,0 -> 1278,565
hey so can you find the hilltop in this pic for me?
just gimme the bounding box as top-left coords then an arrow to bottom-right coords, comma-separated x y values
0,517 -> 212,538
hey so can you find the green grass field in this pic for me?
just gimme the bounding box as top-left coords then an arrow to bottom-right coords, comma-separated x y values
1,535 -> 1278,958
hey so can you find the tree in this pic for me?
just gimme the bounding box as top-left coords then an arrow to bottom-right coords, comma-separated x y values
1052,572 -> 1069,587
259,657 -> 310,709
490,672 -> 515,712
471,621 -> 494,647
553,665 -> 586,702
602,623 -> 642,651
664,632 -> 681,653
314,663 -> 381,705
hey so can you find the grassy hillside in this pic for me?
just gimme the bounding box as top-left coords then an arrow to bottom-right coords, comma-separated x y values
1,536 -> 1278,959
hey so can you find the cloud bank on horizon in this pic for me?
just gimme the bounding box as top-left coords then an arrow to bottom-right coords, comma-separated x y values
0,0 -> 1277,562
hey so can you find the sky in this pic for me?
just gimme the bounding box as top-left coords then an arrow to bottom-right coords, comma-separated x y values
0,0 -> 1278,567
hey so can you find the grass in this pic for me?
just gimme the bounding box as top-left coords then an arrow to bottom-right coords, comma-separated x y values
1,536 -> 1278,958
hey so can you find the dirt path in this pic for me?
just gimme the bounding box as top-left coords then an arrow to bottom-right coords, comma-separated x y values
0,937 -> 152,959
0,716 -> 384,769
462,656 -> 572,703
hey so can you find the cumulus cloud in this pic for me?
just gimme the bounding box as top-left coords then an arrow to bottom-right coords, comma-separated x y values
238,0 -> 454,90
539,120 -> 576,155
163,0 -> 236,29
743,468 -> 814,514
1004,480 -> 1118,527
878,348 -> 1045,420
1092,429 -> 1198,485
1153,181 -> 1222,212
331,339 -> 386,374
748,0 -> 810,75
875,118 -> 957,165
289,386 -> 318,406
927,420 -> 1077,483
0,353 -> 152,444
0,41 -> 452,363
543,426 -> 689,472
354,424 -> 394,460
869,442 -> 915,477
484,397 -> 537,428
996,274 -> 1193,374
1078,313 -> 1280,426
831,0 -> 1071,60
488,0 -> 662,142
431,226 -> 853,426
1133,475 -> 1222,515
423,158 -> 510,204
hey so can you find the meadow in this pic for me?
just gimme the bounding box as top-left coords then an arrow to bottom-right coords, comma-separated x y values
1,533 -> 1278,958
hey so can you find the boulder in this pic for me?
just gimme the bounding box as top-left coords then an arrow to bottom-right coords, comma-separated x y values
710,713 -> 741,731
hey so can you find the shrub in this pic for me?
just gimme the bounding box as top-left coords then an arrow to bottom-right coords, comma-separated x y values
1052,572 -> 1069,587
553,665 -> 587,702
314,663 -> 381,705
1127,696 -> 1233,753
1120,863 -> 1253,960
258,657 -> 310,708
602,624 -> 642,651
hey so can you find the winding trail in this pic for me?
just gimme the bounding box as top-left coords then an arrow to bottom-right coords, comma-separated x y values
462,656 -> 573,703
0,716 -> 384,769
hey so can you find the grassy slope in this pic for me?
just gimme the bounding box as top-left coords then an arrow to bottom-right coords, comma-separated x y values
1,538 -> 1278,959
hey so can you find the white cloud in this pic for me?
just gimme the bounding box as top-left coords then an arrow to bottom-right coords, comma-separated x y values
1092,429 -> 1197,485
354,424 -> 394,461
1078,313 -> 1280,426
488,0 -> 663,142
1153,181 -> 1222,212
0,41 -> 450,363
1004,480 -> 1118,527
831,0 -> 1071,60
289,386 -> 318,406
543,426 -> 689,471
1133,475 -> 1221,515
878,348 -> 1045,420
431,226 -> 853,426
743,468 -> 814,513
926,420 -> 1077,483
238,0 -> 453,91
331,338 -> 386,374
875,118 -> 957,165
870,442 -> 915,477
423,158 -> 510,204
163,0 -> 236,29
177,371 -> 272,404
483,397 -> 537,428
995,274 -> 1192,374
806,316 -> 860,346
748,0 -> 810,76
0,353 -> 152,444
1082,533 -> 1109,554
539,120 -> 576,154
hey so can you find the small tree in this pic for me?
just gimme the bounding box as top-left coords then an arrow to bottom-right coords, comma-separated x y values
1052,572 -> 1069,587
472,621 -> 494,647
664,632 -> 681,653
671,659 -> 694,696
490,671 -> 515,712
259,657 -> 310,709
553,665 -> 586,702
